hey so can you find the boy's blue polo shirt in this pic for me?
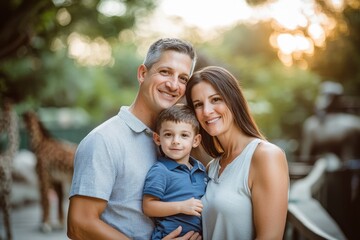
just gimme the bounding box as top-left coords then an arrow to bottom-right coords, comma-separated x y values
143,156 -> 209,239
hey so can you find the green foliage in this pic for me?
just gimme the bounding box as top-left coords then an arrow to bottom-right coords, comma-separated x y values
0,0 -> 157,109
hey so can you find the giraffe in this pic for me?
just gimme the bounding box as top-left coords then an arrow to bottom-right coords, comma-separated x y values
22,111 -> 76,233
0,100 -> 19,240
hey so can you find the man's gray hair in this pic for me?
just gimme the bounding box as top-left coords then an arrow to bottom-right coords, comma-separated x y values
143,38 -> 197,76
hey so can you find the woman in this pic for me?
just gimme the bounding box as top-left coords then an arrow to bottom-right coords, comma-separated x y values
185,66 -> 289,240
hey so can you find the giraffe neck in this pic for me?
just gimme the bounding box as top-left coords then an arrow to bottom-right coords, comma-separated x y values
24,113 -> 50,150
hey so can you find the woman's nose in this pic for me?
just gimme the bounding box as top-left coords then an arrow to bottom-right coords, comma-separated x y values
203,102 -> 213,115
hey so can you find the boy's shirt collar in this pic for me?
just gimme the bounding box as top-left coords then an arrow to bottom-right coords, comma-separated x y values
158,156 -> 205,172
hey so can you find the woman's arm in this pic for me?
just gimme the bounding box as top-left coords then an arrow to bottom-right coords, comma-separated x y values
249,142 -> 289,240
142,195 -> 203,217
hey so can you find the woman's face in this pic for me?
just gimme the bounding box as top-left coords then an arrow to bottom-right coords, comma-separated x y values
190,81 -> 234,137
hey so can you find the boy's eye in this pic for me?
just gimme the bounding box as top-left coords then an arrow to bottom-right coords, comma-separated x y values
182,133 -> 190,138
164,133 -> 172,137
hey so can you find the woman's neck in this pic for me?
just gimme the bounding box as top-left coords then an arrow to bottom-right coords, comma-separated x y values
218,129 -> 254,165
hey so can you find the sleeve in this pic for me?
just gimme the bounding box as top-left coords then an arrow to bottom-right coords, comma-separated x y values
142,163 -> 167,200
69,131 -> 117,201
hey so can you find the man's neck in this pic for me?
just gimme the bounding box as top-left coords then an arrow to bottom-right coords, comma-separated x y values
129,101 -> 158,130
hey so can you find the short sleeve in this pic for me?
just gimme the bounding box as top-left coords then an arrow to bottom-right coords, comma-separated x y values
143,163 -> 168,200
70,131 -> 117,200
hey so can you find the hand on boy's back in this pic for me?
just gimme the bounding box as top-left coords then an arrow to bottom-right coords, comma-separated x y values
163,226 -> 202,240
180,197 -> 203,216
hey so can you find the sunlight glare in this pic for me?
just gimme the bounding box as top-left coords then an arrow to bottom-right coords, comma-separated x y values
329,0 -> 345,11
274,32 -> 313,67
277,34 -> 295,55
160,0 -> 252,30
56,8 -> 71,26
67,33 -> 114,66
97,0 -> 126,17
269,0 -> 308,30
308,23 -> 326,47
278,52 -> 293,67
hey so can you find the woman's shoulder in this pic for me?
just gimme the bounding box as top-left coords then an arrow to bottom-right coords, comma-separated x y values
252,140 -> 287,167
256,140 -> 285,156
250,140 -> 289,185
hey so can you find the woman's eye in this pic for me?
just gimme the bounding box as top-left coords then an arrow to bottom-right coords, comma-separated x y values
212,97 -> 222,103
179,76 -> 189,84
193,102 -> 202,108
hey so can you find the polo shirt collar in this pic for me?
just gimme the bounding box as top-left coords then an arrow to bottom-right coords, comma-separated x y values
118,106 -> 153,135
159,156 -> 205,172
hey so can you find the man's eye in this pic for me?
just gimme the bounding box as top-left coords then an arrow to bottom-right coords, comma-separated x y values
160,70 -> 170,75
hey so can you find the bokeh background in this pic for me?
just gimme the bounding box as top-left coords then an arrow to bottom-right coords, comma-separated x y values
1,0 -> 359,239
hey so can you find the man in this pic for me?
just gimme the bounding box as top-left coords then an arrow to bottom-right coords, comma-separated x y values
67,38 -> 200,240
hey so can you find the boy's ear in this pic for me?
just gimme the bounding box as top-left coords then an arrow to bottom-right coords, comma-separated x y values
192,134 -> 202,148
153,132 -> 161,146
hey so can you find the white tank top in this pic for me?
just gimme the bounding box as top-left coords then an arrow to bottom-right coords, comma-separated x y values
202,138 -> 261,240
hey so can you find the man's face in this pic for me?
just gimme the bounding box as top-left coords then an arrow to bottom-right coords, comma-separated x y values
138,50 -> 193,112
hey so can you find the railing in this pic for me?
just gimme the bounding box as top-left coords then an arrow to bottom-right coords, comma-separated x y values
287,154 -> 348,240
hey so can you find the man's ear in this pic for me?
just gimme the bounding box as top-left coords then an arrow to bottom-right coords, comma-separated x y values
192,134 -> 202,148
153,132 -> 161,146
137,64 -> 147,84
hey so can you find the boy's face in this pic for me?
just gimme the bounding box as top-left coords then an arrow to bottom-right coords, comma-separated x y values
153,120 -> 201,165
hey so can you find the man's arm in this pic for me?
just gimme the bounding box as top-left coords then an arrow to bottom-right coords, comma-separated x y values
163,226 -> 202,240
142,194 -> 203,217
67,195 -> 130,240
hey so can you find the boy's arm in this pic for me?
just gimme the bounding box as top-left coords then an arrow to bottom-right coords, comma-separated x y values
142,194 -> 203,217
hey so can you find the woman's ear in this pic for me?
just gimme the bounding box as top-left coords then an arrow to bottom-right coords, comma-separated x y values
192,134 -> 202,148
153,132 -> 161,146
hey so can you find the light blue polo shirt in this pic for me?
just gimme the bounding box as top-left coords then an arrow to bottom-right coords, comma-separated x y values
143,156 -> 209,239
70,106 -> 157,239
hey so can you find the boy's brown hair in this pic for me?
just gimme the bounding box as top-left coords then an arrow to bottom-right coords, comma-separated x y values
155,104 -> 200,134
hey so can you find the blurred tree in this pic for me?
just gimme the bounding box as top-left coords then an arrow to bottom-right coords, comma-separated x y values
309,2 -> 360,96
0,0 -> 157,110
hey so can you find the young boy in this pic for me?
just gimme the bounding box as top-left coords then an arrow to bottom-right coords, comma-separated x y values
142,104 -> 208,239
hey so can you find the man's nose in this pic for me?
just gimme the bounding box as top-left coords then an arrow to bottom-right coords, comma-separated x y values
165,76 -> 179,91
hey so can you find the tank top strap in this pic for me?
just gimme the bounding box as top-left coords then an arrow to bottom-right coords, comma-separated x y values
232,138 -> 262,185
242,138 -> 262,166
